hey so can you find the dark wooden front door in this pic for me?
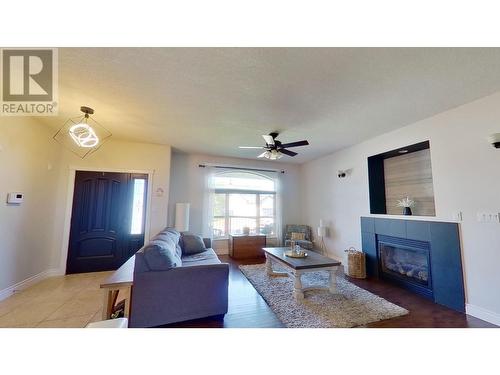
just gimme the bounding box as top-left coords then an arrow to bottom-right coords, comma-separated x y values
66,171 -> 148,274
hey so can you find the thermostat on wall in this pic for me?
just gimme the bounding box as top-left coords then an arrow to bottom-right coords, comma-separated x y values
7,192 -> 24,204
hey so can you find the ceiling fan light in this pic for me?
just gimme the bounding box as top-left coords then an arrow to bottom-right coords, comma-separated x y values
267,149 -> 282,160
241,132 -> 308,160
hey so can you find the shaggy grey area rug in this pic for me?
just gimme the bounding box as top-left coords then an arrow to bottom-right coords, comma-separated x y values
239,263 -> 408,328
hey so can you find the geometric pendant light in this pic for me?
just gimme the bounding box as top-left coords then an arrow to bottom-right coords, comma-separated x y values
53,106 -> 112,158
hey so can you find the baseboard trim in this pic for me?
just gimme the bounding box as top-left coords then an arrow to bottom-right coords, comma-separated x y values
0,268 -> 64,302
466,303 -> 500,326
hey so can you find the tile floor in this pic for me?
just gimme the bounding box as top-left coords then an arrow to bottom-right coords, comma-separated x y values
0,272 -> 113,328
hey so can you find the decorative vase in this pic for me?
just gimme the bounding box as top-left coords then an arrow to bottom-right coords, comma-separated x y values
242,226 -> 250,235
403,207 -> 412,216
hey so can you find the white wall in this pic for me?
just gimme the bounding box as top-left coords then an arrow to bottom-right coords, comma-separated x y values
300,91 -> 500,324
0,117 -> 62,295
50,139 -> 171,271
168,152 -> 302,253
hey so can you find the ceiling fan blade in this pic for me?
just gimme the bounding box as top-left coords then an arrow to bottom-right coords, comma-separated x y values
279,148 -> 298,157
262,134 -> 275,146
279,140 -> 309,148
257,151 -> 268,158
239,146 -> 265,149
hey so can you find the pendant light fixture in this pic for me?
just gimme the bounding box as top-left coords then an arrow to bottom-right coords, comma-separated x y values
53,106 -> 111,158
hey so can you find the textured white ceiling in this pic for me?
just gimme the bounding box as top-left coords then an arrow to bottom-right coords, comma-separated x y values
39,48 -> 500,163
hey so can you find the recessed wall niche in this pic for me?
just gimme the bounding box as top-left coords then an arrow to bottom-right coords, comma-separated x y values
368,141 -> 436,216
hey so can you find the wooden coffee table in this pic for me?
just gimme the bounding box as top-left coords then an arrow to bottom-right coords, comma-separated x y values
262,247 -> 341,300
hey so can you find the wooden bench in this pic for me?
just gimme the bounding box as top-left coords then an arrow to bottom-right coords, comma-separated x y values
100,256 -> 135,320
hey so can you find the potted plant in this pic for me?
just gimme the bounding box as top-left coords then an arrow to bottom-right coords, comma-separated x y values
397,196 -> 415,215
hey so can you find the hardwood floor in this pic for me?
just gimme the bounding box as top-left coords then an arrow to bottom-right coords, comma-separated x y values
348,276 -> 495,327
165,255 -> 496,328
163,256 -> 283,328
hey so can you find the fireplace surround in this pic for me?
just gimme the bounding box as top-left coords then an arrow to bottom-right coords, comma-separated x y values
361,217 -> 465,312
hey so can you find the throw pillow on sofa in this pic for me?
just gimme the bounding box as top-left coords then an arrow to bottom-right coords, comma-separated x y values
152,228 -> 182,258
142,240 -> 182,271
180,233 -> 207,255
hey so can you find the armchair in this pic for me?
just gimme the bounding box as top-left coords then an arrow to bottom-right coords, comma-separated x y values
284,224 -> 313,250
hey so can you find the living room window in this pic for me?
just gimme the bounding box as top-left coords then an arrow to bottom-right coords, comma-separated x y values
211,171 -> 277,239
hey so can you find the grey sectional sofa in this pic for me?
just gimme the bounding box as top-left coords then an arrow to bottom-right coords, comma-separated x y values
129,228 -> 229,328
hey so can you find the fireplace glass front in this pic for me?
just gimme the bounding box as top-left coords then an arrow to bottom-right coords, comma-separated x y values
378,237 -> 432,292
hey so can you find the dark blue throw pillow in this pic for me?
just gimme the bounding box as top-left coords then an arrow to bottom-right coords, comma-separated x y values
180,233 -> 207,255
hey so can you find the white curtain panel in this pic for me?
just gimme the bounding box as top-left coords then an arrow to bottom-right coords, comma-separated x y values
201,166 -> 216,238
245,169 -> 283,245
272,172 -> 283,246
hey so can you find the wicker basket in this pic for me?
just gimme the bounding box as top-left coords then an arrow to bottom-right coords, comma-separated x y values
345,247 -> 366,279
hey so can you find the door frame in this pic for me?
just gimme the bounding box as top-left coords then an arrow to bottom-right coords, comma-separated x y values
59,166 -> 154,274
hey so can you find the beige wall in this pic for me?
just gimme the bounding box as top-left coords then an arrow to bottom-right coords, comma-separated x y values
300,91 -> 500,325
0,117 -> 61,293
0,117 -> 171,296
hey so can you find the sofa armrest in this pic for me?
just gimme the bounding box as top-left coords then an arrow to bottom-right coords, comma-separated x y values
203,237 -> 212,248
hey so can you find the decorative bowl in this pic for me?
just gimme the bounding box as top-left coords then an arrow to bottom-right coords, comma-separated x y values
284,250 -> 308,258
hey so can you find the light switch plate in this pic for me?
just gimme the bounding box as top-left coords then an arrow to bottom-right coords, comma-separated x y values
476,212 -> 500,223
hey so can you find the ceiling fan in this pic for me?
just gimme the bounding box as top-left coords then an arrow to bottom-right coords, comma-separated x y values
239,132 -> 309,160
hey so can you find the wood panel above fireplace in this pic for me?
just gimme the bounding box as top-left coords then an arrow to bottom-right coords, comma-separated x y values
384,148 -> 435,216
368,140 -> 436,216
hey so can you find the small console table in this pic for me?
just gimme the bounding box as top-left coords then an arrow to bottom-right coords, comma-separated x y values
229,234 -> 266,259
100,256 -> 134,321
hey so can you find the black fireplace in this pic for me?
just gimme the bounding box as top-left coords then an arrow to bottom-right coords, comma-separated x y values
361,217 -> 465,312
377,235 -> 433,300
